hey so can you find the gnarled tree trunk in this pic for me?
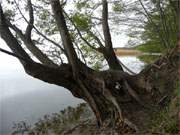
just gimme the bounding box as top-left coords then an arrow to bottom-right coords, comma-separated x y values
0,0 -> 179,133
23,44 -> 180,131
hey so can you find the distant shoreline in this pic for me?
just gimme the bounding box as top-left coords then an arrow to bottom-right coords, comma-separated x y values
114,48 -> 142,56
114,48 -> 161,56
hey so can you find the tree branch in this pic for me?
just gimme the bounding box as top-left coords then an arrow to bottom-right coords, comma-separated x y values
0,3 -> 81,96
87,30 -> 104,48
63,10 -> 105,53
74,41 -> 87,65
25,0 -> 34,39
0,47 -> 32,62
6,20 -> 26,41
51,0 -> 80,75
138,0 -> 168,48
13,0 -> 65,53
102,0 -> 113,50
101,0 -> 123,70
0,4 -> 33,65
33,26 -> 65,53
157,0 -> 171,48
11,0 -> 58,67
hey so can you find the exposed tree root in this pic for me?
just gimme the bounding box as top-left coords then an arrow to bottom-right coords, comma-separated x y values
100,79 -> 123,121
124,80 -> 143,105
77,78 -> 103,126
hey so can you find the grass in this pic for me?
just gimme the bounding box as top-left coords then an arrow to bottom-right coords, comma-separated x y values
151,108 -> 178,134
150,81 -> 180,134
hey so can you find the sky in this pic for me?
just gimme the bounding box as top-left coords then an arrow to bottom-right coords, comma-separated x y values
0,38 -> 23,73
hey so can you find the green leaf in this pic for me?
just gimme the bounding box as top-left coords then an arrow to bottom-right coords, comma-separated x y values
72,13 -> 91,31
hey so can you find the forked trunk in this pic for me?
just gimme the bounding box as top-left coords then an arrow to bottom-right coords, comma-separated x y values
0,1 -> 179,132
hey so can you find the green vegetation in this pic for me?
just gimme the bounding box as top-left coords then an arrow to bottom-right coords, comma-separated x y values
11,82 -> 180,134
128,0 -> 177,53
12,81 -> 179,135
72,13 -> 92,31
1,0 -> 179,134
135,42 -> 165,53
150,81 -> 180,134
138,55 -> 159,64
151,108 -> 178,134
12,103 -> 93,135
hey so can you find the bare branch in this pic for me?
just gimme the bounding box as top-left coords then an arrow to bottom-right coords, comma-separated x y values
33,26 -> 65,52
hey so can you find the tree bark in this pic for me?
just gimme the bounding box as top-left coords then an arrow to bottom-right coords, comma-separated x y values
0,1 -> 179,132
102,0 -> 123,70
0,4 -> 32,65
51,0 -> 80,75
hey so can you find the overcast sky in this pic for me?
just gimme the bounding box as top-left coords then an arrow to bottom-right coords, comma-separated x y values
0,38 -> 24,73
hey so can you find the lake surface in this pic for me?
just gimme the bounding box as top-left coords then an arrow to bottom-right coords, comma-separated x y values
0,56 -> 145,135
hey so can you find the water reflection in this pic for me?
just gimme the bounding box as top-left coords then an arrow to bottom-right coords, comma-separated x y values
118,56 -> 145,73
0,72 -> 83,134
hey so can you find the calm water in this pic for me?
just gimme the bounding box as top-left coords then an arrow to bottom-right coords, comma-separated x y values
0,56 -> 145,135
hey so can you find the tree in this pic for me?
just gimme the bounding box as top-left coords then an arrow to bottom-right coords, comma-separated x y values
112,0 -> 177,53
0,0 -> 179,132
